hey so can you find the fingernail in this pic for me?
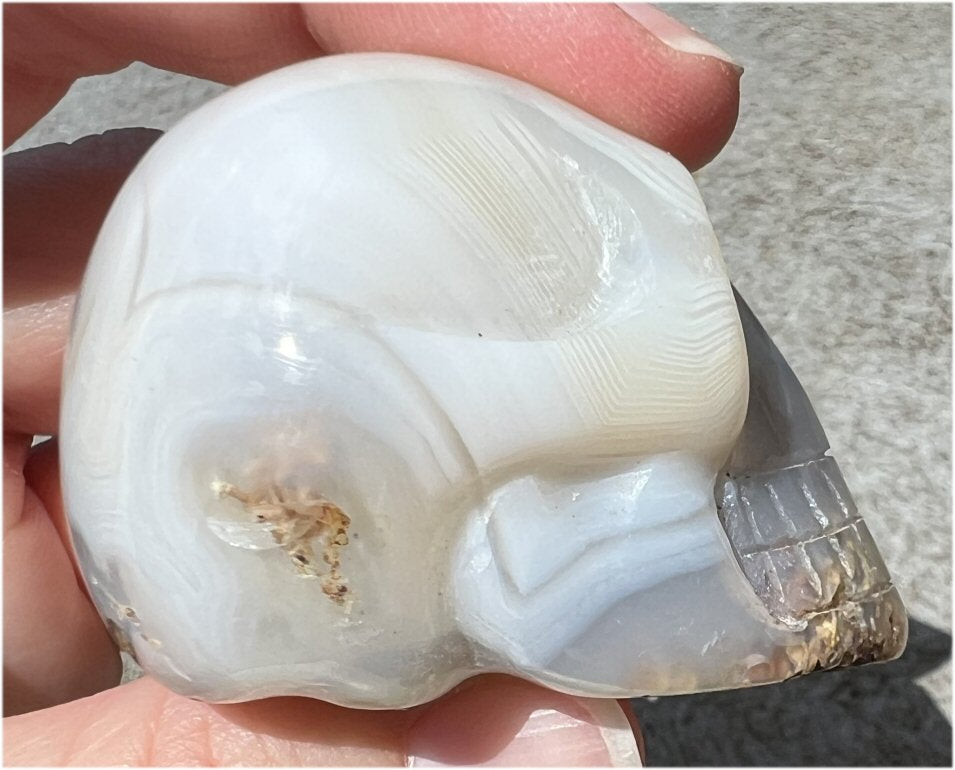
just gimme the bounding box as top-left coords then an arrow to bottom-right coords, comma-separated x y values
407,690 -> 642,767
617,3 -> 740,69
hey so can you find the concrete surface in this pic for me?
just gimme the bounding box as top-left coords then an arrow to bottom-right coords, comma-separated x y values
9,3 -> 951,766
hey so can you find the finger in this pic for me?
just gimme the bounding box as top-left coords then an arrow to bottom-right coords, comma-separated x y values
4,677 -> 406,766
2,3 -> 320,145
4,3 -> 739,169
405,675 -> 643,766
3,436 -> 121,716
3,129 -> 161,436
3,675 -> 642,766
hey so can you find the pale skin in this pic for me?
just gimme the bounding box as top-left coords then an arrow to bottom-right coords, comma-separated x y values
3,3 -> 740,764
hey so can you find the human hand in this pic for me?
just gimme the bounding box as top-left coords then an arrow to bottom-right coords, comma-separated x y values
4,3 -> 739,764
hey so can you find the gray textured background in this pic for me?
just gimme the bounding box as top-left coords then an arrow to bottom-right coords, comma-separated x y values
9,3 -> 951,766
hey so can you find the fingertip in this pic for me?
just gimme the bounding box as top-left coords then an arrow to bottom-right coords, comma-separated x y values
611,4 -> 742,170
644,51 -> 741,171
406,676 -> 642,766
616,4 -> 739,69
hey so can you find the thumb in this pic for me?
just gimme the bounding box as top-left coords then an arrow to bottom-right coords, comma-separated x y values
4,675 -> 643,766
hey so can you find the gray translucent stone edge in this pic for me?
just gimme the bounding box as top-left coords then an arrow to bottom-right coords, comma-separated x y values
718,289 -> 908,673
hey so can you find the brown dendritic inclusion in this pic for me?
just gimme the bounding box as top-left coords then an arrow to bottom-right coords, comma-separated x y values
214,482 -> 351,604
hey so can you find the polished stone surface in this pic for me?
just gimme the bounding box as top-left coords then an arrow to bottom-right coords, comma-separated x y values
58,54 -> 759,707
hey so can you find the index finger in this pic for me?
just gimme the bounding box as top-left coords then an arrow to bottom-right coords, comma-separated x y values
3,2 -> 740,169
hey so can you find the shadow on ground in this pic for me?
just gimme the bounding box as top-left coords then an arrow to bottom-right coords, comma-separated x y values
633,618 -> 952,766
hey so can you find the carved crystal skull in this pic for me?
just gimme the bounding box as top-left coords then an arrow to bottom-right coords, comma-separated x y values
61,54 -> 905,708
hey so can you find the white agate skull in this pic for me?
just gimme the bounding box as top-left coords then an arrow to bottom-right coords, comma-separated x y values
62,54 -> 892,709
